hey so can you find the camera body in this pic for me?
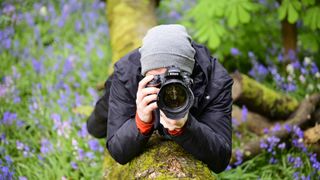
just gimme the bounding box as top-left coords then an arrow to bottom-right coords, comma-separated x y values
147,66 -> 194,119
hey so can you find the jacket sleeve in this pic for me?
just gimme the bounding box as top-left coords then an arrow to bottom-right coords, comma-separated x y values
165,76 -> 233,173
87,74 -> 113,138
106,66 -> 153,164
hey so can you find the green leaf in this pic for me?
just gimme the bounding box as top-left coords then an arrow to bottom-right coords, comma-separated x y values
299,33 -> 319,52
301,0 -> 315,6
303,7 -> 320,30
278,0 -> 289,20
288,3 -> 299,23
238,3 -> 251,23
226,3 -> 239,27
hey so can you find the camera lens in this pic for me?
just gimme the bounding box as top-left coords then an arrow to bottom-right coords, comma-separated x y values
162,83 -> 187,109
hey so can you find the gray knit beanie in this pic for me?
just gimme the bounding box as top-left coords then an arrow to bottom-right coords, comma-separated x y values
139,24 -> 196,75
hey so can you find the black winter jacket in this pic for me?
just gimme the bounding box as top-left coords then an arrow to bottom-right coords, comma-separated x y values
87,42 -> 233,173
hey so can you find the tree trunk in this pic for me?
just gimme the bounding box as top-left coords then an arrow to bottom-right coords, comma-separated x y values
231,72 -> 299,120
281,19 -> 297,59
232,105 -> 273,135
103,134 -> 215,179
106,0 -> 157,73
230,93 -> 320,164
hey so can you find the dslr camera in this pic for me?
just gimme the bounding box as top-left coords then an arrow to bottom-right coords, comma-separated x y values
147,66 -> 194,119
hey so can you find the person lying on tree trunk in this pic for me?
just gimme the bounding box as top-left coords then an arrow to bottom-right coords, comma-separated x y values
87,24 -> 233,173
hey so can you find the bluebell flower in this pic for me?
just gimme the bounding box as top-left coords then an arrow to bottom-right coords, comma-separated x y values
248,51 -> 255,59
272,123 -> 281,132
88,139 -> 100,152
71,161 -> 78,170
292,61 -> 301,69
269,157 -> 277,164
2,112 -> 17,125
32,58 -> 43,74
234,149 -> 243,166
277,142 -> 286,150
293,172 -> 299,180
40,138 -> 53,155
16,141 -> 24,150
5,155 -> 12,165
78,149 -> 85,161
3,4 -> 15,14
293,157 -> 302,168
230,48 -> 240,56
85,152 -> 95,160
78,123 -> 88,138
287,50 -> 296,61
311,62 -> 319,74
241,105 -> 248,122
24,13 -> 34,26
19,176 -> 28,180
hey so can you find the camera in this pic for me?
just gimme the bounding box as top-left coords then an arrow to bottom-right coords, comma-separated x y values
147,66 -> 194,119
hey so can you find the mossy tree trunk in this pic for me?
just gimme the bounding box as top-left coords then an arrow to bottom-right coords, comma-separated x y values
231,72 -> 299,120
103,134 -> 214,179
106,0 -> 157,73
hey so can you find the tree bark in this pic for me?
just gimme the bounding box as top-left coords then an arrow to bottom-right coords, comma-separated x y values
106,0 -> 157,73
103,134 -> 215,179
230,93 -> 320,164
281,19 -> 297,59
232,105 -> 273,135
231,72 -> 299,120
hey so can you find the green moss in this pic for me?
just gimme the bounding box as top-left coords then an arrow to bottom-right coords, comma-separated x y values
240,74 -> 299,119
103,135 -> 215,179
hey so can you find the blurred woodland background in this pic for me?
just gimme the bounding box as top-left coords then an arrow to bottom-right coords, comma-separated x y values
1,0 -> 320,179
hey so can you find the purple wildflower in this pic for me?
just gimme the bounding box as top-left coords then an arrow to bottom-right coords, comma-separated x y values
309,153 -> 320,171
88,139 -> 100,151
269,157 -> 277,164
78,149 -> 85,160
32,58 -> 43,74
234,149 -> 243,166
86,152 -> 95,159
78,123 -> 88,138
5,155 -> 12,165
241,105 -> 248,122
0,84 -> 7,97
71,161 -> 78,170
293,157 -> 302,168
277,54 -> 283,62
40,138 -> 53,154
287,49 -> 296,61
292,126 -> 304,139
311,62 -> 319,74
278,142 -> 286,150
266,136 -> 280,152
169,10 -> 181,20
272,123 -> 281,132
248,51 -> 255,59
3,4 -> 15,14
24,13 -> 34,26
230,48 -> 240,56
2,112 -> 17,125
1,166 -> 13,180
292,61 -> 301,69
260,140 -> 268,149
284,124 -> 292,133
293,172 -> 299,180
16,141 -> 24,150
19,177 -> 28,180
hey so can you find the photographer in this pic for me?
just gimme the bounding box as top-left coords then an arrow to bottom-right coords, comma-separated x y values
87,24 -> 233,173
